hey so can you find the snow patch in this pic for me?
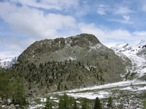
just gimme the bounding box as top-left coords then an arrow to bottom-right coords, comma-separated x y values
29,104 -> 44,109
67,91 -> 110,100
90,44 -> 102,50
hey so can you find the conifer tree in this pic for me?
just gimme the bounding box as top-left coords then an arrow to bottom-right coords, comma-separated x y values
143,100 -> 146,109
94,97 -> 102,109
0,69 -> 27,106
73,101 -> 78,109
107,97 -> 113,108
44,97 -> 52,109
81,98 -> 89,109
58,93 -> 68,109
58,93 -> 73,109
11,75 -> 27,106
0,69 -> 11,104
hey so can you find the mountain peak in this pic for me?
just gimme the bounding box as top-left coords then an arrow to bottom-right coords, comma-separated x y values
66,33 -> 100,47
15,33 -> 127,92
18,33 -> 101,63
135,40 -> 146,49
38,33 -> 100,47
111,42 -> 132,53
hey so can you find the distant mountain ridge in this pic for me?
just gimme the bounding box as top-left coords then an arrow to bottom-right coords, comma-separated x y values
111,40 -> 146,80
111,40 -> 146,53
0,57 -> 17,68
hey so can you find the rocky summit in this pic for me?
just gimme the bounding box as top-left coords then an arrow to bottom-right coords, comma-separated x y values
18,33 -> 100,63
14,33 -> 129,94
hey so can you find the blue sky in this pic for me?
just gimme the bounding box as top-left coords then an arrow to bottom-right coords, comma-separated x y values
0,0 -> 146,58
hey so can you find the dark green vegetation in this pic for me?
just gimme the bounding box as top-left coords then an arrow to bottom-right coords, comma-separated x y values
44,97 -> 53,109
94,97 -> 102,109
0,68 -> 28,108
13,60 -> 106,94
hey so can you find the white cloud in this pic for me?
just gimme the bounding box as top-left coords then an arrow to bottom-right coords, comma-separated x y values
79,23 -> 105,37
107,29 -> 132,40
78,23 -> 146,47
110,15 -> 133,24
142,4 -> 146,12
79,23 -> 131,41
110,6 -> 134,24
133,31 -> 146,38
9,0 -> 79,10
0,2 -> 77,38
123,15 -> 130,21
0,51 -> 18,59
0,43 -> 22,59
115,7 -> 132,15
97,5 -> 107,15
0,34 -> 36,59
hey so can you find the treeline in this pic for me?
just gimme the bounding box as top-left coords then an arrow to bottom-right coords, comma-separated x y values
0,68 -> 27,107
44,93 -> 102,109
13,60 -> 104,94
0,59 -> 106,107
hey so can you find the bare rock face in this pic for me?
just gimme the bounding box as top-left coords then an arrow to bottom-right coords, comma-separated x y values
15,33 -> 127,94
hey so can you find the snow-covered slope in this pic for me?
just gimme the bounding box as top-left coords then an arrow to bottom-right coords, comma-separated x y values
111,40 -> 146,80
0,57 -> 17,68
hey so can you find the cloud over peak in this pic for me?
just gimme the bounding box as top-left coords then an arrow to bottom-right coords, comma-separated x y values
0,0 -> 146,58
